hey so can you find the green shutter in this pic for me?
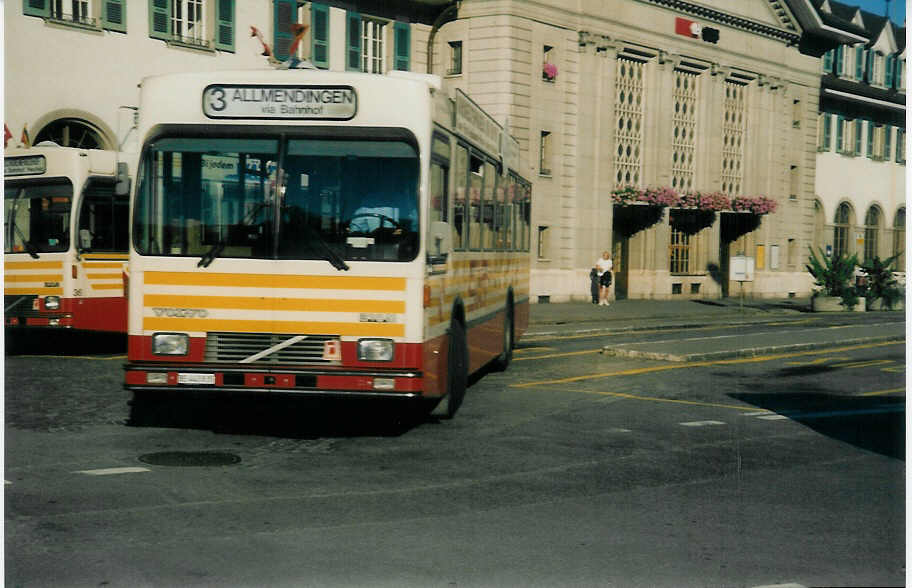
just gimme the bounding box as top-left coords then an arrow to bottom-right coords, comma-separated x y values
865,50 -> 873,82
23,0 -> 49,18
855,46 -> 864,80
149,0 -> 170,40
274,0 -> 295,60
836,115 -> 844,151
897,130 -> 904,163
823,114 -> 831,151
835,46 -> 844,76
214,0 -> 234,52
855,119 -> 862,155
311,2 -> 329,69
867,121 -> 874,158
393,21 -> 410,71
885,55 -> 895,88
884,125 -> 892,159
102,0 -> 126,33
823,50 -> 833,73
346,11 -> 362,71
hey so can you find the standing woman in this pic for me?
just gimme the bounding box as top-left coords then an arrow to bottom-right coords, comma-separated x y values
595,250 -> 613,306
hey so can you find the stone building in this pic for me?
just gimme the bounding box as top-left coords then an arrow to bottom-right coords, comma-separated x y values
6,0 -> 885,300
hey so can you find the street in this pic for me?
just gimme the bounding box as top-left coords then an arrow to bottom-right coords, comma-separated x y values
5,314 -> 906,587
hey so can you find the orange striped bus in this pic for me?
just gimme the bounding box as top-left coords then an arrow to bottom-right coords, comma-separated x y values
124,68 -> 531,418
5,145 -> 131,334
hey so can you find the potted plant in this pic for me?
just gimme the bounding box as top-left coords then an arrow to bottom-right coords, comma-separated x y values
860,254 -> 904,310
806,247 -> 860,311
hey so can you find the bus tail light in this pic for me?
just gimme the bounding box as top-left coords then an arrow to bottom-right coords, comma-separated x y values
423,285 -> 431,307
72,265 -> 78,279
357,339 -> 394,362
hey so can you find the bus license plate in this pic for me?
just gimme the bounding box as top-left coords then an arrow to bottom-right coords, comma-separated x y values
178,373 -> 215,385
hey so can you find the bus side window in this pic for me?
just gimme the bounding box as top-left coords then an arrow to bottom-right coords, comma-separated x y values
453,145 -> 468,250
482,160 -> 495,250
468,154 -> 483,250
79,180 -> 121,252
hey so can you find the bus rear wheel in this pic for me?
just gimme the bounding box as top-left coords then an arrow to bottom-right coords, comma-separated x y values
495,301 -> 514,371
439,320 -> 467,418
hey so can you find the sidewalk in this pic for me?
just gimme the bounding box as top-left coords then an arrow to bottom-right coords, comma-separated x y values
527,296 -> 814,335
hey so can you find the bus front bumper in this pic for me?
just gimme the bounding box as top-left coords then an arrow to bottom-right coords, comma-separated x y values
124,363 -> 425,398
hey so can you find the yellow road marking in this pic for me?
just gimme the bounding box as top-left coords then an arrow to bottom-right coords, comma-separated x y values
861,387 -> 905,396
582,389 -> 768,412
514,347 -> 555,354
831,359 -> 894,369
882,366 -> 906,373
512,341 -> 903,388
785,356 -> 849,366
515,349 -> 602,361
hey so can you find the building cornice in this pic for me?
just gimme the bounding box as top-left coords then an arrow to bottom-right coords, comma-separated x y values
636,0 -> 802,45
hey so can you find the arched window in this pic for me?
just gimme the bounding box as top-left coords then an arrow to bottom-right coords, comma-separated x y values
893,208 -> 905,269
833,202 -> 852,258
33,118 -> 105,149
863,206 -> 881,262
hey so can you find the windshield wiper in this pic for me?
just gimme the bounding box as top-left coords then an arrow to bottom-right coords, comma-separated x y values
12,222 -> 39,259
297,218 -> 349,271
198,240 -> 226,268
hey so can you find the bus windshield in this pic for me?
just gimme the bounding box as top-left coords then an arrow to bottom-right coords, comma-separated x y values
133,136 -> 420,264
4,179 -> 73,254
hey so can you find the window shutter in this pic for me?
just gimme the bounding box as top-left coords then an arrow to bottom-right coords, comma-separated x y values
855,119 -> 862,155
273,0 -> 296,61
836,115 -> 844,152
885,55 -> 894,88
102,0 -> 126,32
311,2 -> 329,69
23,0 -> 49,18
823,114 -> 831,151
393,21 -> 410,71
855,46 -> 864,79
213,0 -> 234,52
346,11 -> 362,71
865,50 -> 874,82
867,120 -> 874,158
897,130 -> 905,163
149,0 -> 170,40
823,50 -> 833,73
835,46 -> 844,76
884,125 -> 892,159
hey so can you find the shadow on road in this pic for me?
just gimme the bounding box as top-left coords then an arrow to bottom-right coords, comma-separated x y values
5,330 -> 126,356
730,390 -> 904,460
126,391 -> 435,438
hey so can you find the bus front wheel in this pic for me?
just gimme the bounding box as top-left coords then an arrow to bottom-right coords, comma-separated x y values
438,320 -> 467,419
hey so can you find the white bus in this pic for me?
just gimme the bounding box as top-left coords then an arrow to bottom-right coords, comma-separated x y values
5,145 -> 131,334
124,68 -> 531,418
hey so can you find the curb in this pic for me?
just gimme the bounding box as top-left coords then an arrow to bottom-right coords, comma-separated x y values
601,335 -> 906,363
525,314 -> 814,338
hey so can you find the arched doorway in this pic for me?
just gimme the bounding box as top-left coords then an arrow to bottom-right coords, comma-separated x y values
33,118 -> 106,149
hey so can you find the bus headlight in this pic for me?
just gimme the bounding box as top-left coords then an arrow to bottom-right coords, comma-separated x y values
44,296 -> 60,310
358,339 -> 394,362
152,333 -> 189,356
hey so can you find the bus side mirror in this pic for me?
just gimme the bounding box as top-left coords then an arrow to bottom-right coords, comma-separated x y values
115,162 -> 131,196
427,221 -> 450,264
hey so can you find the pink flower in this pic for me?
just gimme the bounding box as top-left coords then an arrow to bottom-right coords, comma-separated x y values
543,62 -> 558,80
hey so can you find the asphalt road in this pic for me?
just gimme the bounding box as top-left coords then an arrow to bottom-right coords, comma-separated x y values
4,316 -> 906,587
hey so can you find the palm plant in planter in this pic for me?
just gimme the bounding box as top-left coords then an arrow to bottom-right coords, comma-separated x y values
860,254 -> 904,310
806,247 -> 859,310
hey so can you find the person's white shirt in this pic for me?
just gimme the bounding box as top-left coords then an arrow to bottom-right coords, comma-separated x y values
596,257 -> 613,276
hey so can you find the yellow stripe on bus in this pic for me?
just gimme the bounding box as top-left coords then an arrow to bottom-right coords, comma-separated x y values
4,261 -> 64,270
86,273 -> 123,280
143,294 -> 405,313
91,283 -> 124,290
5,287 -> 64,295
144,272 -> 406,291
82,253 -> 128,260
83,263 -> 126,269
143,317 -> 405,337
4,274 -> 64,282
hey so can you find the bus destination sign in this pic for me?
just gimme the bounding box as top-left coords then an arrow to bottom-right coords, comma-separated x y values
5,155 -> 47,176
203,85 -> 357,120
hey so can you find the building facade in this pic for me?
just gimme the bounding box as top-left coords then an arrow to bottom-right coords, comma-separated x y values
812,0 -> 906,276
7,0 -> 888,301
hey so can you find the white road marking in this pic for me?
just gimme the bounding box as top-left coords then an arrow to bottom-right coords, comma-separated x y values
751,584 -> 806,588
679,420 -> 726,427
75,467 -> 151,476
758,414 -> 791,420
742,411 -> 774,416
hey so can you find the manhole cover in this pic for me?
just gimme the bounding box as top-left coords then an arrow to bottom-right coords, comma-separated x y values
138,451 -> 241,467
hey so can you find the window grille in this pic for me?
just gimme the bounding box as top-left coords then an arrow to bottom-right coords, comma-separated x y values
671,71 -> 697,191
864,206 -> 880,262
721,81 -> 746,195
614,58 -> 644,187
361,18 -> 385,73
833,203 -> 851,258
